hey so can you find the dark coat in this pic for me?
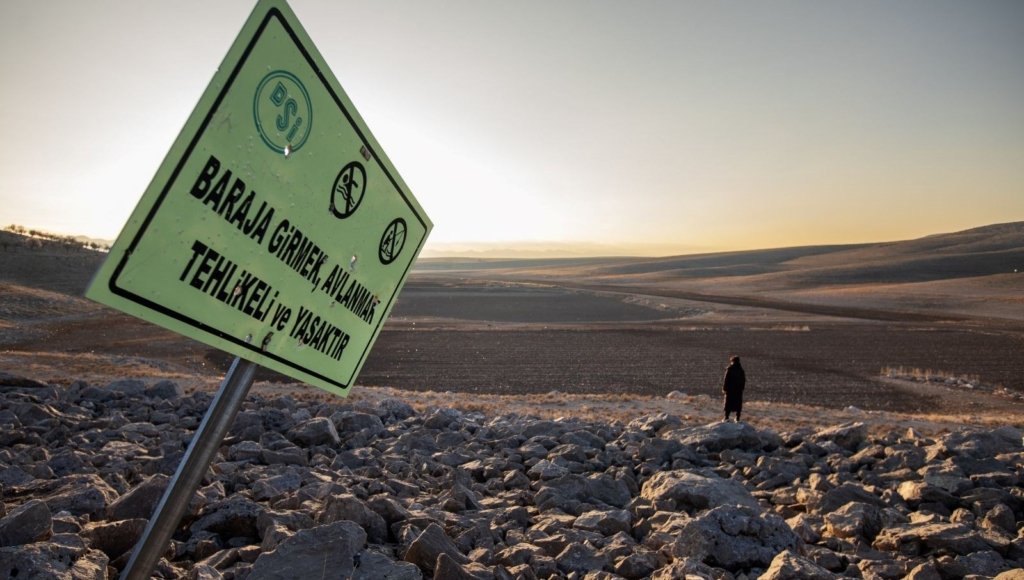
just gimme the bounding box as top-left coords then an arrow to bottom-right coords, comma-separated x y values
722,362 -> 745,412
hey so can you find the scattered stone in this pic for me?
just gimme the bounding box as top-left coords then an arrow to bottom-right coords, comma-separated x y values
286,417 -> 340,447
905,560 -> 943,580
106,378 -> 147,396
403,523 -> 467,575
813,482 -> 886,513
810,422 -> 867,452
0,371 -> 50,389
352,550 -> 423,579
81,518 -> 148,560
760,549 -> 837,580
107,473 -> 169,520
573,509 -> 631,536
668,504 -> 802,570
251,471 -> 303,502
665,420 -> 765,452
0,499 -> 52,547
555,542 -> 607,574
873,522 -> 992,556
640,469 -> 758,513
433,552 -> 479,580
332,411 -> 386,438
249,520 -> 366,579
190,497 -> 264,540
318,493 -> 388,544
0,376 -> 1020,579
35,473 -> 120,519
145,380 -> 184,399
0,535 -> 108,579
823,501 -> 883,542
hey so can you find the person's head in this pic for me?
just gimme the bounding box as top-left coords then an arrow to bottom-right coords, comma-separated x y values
730,355 -> 741,365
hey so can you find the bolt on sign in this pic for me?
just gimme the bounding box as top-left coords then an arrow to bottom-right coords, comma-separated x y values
87,0 -> 432,397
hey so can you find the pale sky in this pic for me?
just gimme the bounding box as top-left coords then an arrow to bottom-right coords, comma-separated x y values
1,1 -> 1022,257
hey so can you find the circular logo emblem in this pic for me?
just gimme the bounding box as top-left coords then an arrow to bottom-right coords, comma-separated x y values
379,218 -> 407,265
330,162 -> 366,219
254,71 -> 312,154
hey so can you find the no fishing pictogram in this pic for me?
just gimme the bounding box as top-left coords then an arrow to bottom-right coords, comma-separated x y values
379,218 -> 407,265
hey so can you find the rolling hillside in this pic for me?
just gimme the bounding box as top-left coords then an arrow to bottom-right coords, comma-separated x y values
414,222 -> 1024,322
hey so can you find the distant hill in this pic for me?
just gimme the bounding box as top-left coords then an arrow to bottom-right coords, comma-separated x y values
0,230 -> 107,295
422,221 -> 1024,288
4,221 -> 1022,301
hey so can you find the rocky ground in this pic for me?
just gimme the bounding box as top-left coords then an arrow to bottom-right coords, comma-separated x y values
0,372 -> 1022,580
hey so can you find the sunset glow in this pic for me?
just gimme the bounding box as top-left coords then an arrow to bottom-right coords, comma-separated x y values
1,1 -> 1022,257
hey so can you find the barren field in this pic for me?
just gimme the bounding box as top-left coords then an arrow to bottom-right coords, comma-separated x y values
1,226 -> 1023,429
360,319 -> 1024,411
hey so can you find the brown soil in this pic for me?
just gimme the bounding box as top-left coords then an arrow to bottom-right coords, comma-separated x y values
2,227 -> 1023,432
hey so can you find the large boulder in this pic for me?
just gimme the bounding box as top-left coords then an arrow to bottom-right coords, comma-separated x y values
286,417 -> 340,447
81,518 -> 148,561
555,542 -> 608,574
351,550 -> 422,579
144,380 -> 184,399
190,497 -> 264,540
573,509 -> 631,536
29,474 -> 120,519
810,482 -> 885,514
249,520 -> 367,579
319,494 -> 388,544
809,422 -> 867,452
432,552 -> 485,580
664,421 -> 765,452
106,378 -> 147,396
0,499 -> 52,547
667,504 -> 802,571
929,427 -> 1022,460
873,522 -> 993,556
640,470 -> 758,513
251,471 -> 303,503
107,474 -> 169,520
0,535 -> 108,579
376,398 -> 416,421
0,371 -> 50,389
586,473 -> 632,508
331,411 -> 385,439
760,549 -> 838,580
896,480 -> 959,510
823,502 -> 883,542
626,413 -> 684,437
403,523 -> 467,575
535,473 -> 631,514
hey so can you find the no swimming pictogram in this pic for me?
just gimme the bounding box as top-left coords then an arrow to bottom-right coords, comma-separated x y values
330,161 -> 366,219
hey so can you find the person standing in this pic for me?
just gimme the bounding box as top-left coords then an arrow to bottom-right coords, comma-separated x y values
722,356 -> 746,422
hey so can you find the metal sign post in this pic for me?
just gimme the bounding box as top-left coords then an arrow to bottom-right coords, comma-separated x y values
86,0 -> 432,576
120,357 -> 258,580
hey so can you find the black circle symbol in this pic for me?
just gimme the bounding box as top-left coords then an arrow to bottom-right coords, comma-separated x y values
330,162 -> 366,219
379,218 -> 407,265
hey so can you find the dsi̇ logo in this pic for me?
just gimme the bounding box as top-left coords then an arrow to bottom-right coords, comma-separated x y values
254,71 -> 312,155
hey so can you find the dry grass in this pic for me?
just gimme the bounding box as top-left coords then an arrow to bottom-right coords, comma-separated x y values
881,365 -> 1022,402
303,383 -> 1021,437
4,355 -> 1019,438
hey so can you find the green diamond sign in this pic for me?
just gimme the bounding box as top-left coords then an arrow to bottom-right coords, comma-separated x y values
87,0 -> 432,397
